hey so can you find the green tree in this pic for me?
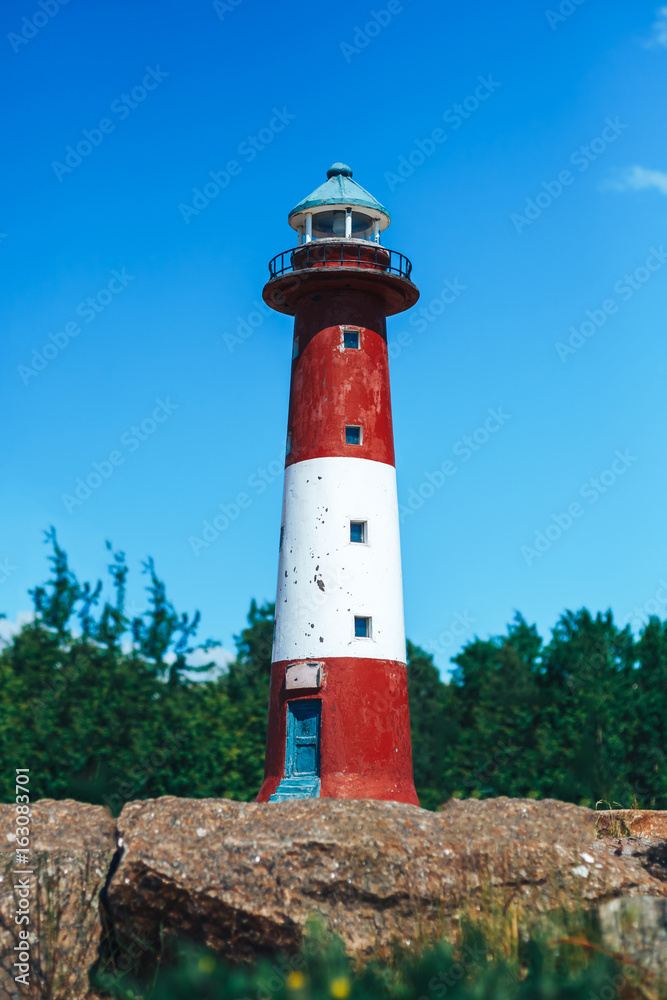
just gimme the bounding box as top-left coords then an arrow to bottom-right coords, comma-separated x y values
536,609 -> 636,805
625,616 -> 667,808
406,640 -> 450,808
443,615 -> 543,799
0,531 -> 270,811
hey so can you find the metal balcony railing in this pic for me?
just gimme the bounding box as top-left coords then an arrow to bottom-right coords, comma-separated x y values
268,243 -> 413,281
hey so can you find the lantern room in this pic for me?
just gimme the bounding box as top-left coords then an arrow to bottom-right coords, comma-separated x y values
288,162 -> 391,244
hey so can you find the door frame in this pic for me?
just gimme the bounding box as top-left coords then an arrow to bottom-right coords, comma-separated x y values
285,699 -> 321,779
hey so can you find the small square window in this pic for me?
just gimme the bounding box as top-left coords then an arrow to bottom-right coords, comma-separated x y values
345,425 -> 362,446
343,329 -> 359,349
350,521 -> 366,544
286,432 -> 291,455
292,337 -> 299,360
354,615 -> 371,638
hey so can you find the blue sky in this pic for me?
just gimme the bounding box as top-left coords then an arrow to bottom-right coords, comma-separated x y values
2,0 -> 666,675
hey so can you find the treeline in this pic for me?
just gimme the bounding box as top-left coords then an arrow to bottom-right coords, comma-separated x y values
410,611 -> 667,809
1,531 -> 665,812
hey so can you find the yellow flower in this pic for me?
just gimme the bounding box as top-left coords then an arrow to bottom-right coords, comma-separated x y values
286,970 -> 306,990
329,976 -> 351,998
198,955 -> 216,974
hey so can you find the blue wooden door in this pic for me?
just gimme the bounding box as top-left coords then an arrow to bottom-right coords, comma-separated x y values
286,700 -> 321,778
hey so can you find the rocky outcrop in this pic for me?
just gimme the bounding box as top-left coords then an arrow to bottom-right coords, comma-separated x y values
106,796 -> 667,970
595,835 -> 667,883
1,795 -> 666,995
596,809 -> 667,839
0,800 -> 116,1000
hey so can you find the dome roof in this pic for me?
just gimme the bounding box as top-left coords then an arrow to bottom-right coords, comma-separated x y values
288,163 -> 390,230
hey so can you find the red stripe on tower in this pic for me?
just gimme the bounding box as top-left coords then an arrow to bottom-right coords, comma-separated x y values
287,303 -> 395,468
256,163 -> 420,805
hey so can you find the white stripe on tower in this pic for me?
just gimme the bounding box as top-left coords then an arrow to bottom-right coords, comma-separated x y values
272,456 -> 405,663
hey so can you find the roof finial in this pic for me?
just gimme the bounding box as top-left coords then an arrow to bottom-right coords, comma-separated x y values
327,162 -> 353,178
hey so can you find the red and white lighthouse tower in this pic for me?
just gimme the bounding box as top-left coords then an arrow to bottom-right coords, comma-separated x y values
256,163 -> 420,805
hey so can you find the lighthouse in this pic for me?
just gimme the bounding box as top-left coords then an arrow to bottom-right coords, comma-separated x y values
256,163 -> 420,805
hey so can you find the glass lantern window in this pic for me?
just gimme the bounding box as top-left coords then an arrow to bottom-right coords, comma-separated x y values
311,211 -> 346,238
350,212 -> 375,239
310,210 -> 375,240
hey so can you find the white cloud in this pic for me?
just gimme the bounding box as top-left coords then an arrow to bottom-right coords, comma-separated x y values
645,6 -> 667,47
603,165 -> 667,196
165,644 -> 235,682
0,614 -> 233,681
0,611 -> 35,646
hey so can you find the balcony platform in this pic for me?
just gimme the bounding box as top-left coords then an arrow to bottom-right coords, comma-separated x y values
263,239 -> 419,317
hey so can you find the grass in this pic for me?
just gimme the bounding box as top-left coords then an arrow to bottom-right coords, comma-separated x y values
91,906 -> 666,1000
595,800 -> 633,839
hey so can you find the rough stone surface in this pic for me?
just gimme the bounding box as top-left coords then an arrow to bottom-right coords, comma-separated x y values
596,809 -> 667,840
438,795 -> 595,842
107,796 -> 667,969
595,836 -> 667,883
2,796 -> 665,992
0,800 -> 116,1000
